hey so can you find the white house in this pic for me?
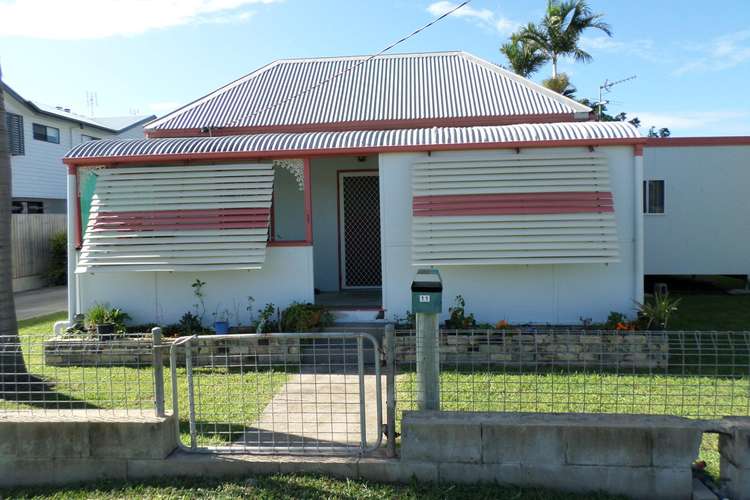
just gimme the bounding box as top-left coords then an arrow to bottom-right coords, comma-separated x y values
643,137 -> 750,283
3,82 -> 154,214
62,51 -> 646,325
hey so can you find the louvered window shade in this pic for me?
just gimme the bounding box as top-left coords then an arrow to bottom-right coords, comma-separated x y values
412,153 -> 619,266
77,163 -> 274,273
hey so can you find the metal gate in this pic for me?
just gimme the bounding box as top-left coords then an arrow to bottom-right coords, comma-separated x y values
169,332 -> 383,455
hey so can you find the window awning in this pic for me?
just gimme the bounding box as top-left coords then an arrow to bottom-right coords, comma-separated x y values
412,152 -> 619,266
76,163 -> 274,273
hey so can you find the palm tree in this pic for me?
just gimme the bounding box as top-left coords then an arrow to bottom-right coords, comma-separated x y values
542,73 -> 577,98
500,36 -> 548,78
0,65 -> 30,397
516,0 -> 612,78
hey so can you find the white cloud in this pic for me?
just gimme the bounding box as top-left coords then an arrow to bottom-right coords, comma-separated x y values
580,36 -> 659,62
0,0 -> 279,39
673,29 -> 750,75
427,1 -> 519,35
631,110 -> 750,133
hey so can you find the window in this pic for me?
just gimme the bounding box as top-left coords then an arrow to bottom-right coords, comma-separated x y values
643,180 -> 665,214
11,200 -> 45,214
32,123 -> 60,144
6,113 -> 24,155
81,134 -> 100,142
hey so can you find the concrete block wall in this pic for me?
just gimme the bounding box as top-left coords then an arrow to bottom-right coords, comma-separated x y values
0,412 -> 177,487
719,417 -> 750,500
400,411 -> 703,500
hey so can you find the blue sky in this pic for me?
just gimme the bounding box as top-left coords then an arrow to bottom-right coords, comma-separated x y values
1,0 -> 749,136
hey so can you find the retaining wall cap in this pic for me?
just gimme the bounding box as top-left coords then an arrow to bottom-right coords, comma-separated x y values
0,410 -> 174,424
402,411 -> 702,429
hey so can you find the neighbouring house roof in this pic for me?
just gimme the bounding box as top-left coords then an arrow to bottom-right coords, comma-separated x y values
145,51 -> 592,136
64,121 -> 640,164
2,82 -> 155,133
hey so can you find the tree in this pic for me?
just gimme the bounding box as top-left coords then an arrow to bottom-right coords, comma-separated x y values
0,66 -> 30,397
500,36 -> 548,78
578,98 -> 670,136
648,126 -> 671,138
542,73 -> 577,98
515,0 -> 612,78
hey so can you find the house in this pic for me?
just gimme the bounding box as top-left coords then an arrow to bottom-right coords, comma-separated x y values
3,82 -> 154,213
643,137 -> 750,286
62,51 -> 647,325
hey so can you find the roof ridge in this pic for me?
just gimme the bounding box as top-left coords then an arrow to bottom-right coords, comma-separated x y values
146,51 -> 592,133
457,52 -> 591,115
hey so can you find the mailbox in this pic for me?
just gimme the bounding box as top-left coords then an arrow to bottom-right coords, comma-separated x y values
411,269 -> 443,314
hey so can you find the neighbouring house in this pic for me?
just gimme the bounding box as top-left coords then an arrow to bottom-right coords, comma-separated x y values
643,137 -> 750,286
3,82 -> 154,214
62,51 -> 648,325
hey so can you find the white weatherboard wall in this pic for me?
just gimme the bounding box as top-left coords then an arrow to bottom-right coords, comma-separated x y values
77,246 -> 314,324
5,91 -> 147,209
644,145 -> 750,276
379,146 -> 637,324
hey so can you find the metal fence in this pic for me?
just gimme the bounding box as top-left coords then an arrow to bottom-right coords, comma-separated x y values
0,329 -> 157,416
393,328 -> 750,420
169,332 -> 382,455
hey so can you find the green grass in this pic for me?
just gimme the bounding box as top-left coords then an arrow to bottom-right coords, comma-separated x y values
11,313 -> 288,447
670,294 -> 750,330
1,474 -> 625,500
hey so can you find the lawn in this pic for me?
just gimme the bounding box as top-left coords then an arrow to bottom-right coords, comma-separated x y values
2,474 -> 625,500
12,312 -> 288,448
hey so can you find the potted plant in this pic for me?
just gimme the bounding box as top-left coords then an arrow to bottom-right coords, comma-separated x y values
86,303 -> 131,341
213,306 -> 231,335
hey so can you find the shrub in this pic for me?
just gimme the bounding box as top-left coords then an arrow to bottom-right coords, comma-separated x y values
46,231 -> 67,285
280,302 -> 334,332
636,292 -> 681,330
604,311 -> 628,329
178,312 -> 204,335
253,303 -> 279,333
445,295 -> 476,329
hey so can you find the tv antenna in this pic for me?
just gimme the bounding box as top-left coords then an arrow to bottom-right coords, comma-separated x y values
596,75 -> 636,120
85,91 -> 98,116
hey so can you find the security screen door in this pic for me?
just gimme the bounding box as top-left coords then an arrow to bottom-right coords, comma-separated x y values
338,172 -> 382,289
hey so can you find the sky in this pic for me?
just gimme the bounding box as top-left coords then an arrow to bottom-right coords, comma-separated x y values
1,0 -> 749,137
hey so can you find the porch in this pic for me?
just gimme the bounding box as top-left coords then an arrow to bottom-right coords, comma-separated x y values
271,155 -> 384,313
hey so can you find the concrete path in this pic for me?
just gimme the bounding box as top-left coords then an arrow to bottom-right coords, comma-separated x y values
14,286 -> 67,321
240,373 -> 385,452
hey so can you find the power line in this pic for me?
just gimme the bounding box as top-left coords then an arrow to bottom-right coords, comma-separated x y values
224,1 -> 472,129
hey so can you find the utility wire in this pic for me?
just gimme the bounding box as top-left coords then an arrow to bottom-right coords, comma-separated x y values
224,1 -> 472,129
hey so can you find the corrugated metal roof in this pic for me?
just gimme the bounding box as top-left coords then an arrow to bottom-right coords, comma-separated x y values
65,121 -> 640,161
146,52 -> 591,132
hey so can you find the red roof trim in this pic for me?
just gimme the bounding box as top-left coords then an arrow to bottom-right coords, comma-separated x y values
64,138 -> 645,167
145,113 -> 581,138
646,136 -> 750,147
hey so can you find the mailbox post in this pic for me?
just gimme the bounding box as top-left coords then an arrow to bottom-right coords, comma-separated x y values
411,269 -> 443,410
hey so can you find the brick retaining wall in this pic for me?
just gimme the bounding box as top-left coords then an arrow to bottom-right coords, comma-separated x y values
396,331 -> 669,369
43,335 -> 301,367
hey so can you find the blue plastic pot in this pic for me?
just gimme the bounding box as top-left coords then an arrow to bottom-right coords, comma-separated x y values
214,321 -> 229,335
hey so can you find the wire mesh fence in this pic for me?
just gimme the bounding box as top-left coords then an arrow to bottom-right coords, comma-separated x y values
395,329 -> 750,420
0,329 -> 157,415
170,332 -> 383,455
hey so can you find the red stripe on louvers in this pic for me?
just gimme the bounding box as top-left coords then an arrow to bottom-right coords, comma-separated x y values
90,208 -> 271,232
412,192 -> 614,216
